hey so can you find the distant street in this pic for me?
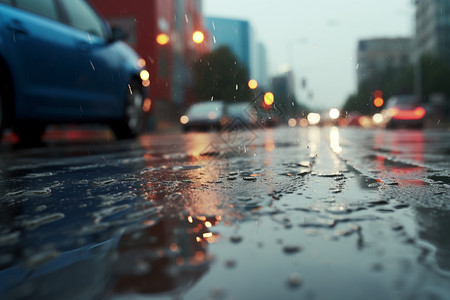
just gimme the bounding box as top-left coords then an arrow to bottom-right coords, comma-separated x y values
1,126 -> 450,300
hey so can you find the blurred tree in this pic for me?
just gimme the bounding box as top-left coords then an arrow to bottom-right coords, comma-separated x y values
192,46 -> 251,103
343,53 -> 450,115
420,54 -> 450,101
343,64 -> 414,114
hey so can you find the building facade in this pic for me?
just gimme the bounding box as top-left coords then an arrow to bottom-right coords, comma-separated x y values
89,0 -> 209,126
204,17 -> 268,89
415,0 -> 450,64
356,38 -> 412,85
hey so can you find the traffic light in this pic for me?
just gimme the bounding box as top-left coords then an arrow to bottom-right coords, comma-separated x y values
373,90 -> 384,107
374,97 -> 384,107
263,92 -> 274,109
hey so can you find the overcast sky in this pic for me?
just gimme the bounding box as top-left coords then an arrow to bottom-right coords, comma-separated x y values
203,0 -> 415,110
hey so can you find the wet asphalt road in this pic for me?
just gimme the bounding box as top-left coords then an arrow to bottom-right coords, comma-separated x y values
1,126 -> 450,300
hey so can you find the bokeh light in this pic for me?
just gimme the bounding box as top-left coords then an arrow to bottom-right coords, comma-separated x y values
374,97 -> 384,107
329,108 -> 340,120
307,113 -> 321,126
140,70 -> 150,81
248,79 -> 258,90
180,115 -> 189,125
142,98 -> 152,112
193,31 -> 204,44
137,58 -> 146,68
156,33 -> 170,45
264,92 -> 274,106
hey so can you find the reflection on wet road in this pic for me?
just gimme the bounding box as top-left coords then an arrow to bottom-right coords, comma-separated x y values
0,127 -> 450,299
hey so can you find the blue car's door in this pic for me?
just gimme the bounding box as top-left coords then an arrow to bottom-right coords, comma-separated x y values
2,0 -> 124,121
57,0 -> 126,119
2,1 -> 84,120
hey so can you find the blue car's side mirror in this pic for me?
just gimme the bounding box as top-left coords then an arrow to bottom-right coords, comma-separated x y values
108,26 -> 127,43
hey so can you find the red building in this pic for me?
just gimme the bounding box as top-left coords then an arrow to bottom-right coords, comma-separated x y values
89,0 -> 210,127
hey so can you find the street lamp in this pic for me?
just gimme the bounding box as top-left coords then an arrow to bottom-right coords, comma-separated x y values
192,31 -> 204,44
329,108 -> 340,120
248,79 -> 258,90
156,33 -> 170,45
264,92 -> 274,107
287,38 -> 311,103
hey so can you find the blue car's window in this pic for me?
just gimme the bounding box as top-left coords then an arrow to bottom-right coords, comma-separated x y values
16,0 -> 59,21
59,0 -> 107,39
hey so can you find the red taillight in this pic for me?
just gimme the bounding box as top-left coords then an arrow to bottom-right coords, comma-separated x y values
391,106 -> 425,120
414,107 -> 426,119
390,107 -> 400,117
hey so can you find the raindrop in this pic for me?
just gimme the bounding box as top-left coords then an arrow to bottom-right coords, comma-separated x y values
230,235 -> 243,244
317,172 -> 344,178
376,208 -> 394,213
225,259 -> 237,268
35,205 -> 47,212
0,231 -> 20,246
334,224 -> 361,237
173,165 -> 203,171
24,249 -> 59,268
299,218 -> 336,228
371,263 -> 383,272
283,245 -> 302,254
368,200 -> 389,207
391,224 -> 403,231
286,272 -> 302,289
93,178 -> 117,186
297,170 -> 311,176
25,187 -> 52,196
21,213 -> 65,230
394,204 -> 409,209
74,179 -> 89,185
326,205 -> 352,215
24,172 -> 54,179
237,196 -> 253,202
210,287 -> 226,299
243,176 -> 257,181
91,204 -> 130,221
297,161 -> 311,168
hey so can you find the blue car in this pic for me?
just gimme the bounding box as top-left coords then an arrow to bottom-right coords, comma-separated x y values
0,0 -> 150,142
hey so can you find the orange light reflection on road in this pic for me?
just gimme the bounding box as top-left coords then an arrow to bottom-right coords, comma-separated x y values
374,131 -> 425,186
329,127 -> 342,154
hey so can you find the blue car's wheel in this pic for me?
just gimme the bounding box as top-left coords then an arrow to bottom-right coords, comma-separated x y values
0,87 -> 4,141
0,69 -> 13,142
111,80 -> 145,139
13,122 -> 46,144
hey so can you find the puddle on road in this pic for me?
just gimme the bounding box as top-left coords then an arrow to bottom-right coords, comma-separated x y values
1,128 -> 450,299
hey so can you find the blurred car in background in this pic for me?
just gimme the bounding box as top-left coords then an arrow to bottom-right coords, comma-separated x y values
382,95 -> 426,129
226,102 -> 257,129
180,100 -> 227,132
0,0 -> 150,143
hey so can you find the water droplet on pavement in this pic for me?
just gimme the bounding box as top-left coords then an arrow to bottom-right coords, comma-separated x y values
286,272 -> 302,289
283,245 -> 302,254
